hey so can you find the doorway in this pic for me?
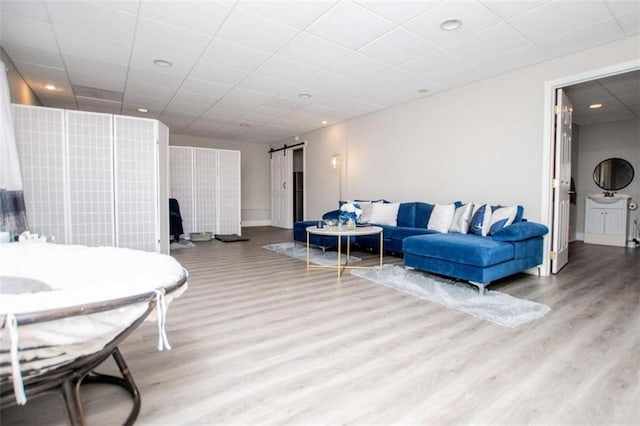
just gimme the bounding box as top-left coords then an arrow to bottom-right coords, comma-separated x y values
270,144 -> 305,229
543,61 -> 640,275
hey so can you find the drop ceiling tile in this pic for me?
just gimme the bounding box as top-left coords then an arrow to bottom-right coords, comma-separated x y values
1,13 -> 58,51
404,0 -> 501,47
130,45 -> 197,76
135,19 -> 212,59
139,0 -> 232,36
616,10 -> 640,35
508,0 -> 613,43
1,0 -> 49,22
298,104 -> 354,121
475,44 -> 550,76
326,52 -> 394,83
201,107 -> 243,122
604,0 -> 640,15
254,56 -> 319,84
121,105 -> 160,119
478,0 -> 550,19
538,19 -> 624,58
189,60 -> 251,86
363,68 -> 422,92
359,27 -> 437,66
163,100 -> 211,117
15,60 -> 70,91
64,56 -> 128,92
201,39 -> 271,72
354,0 -> 439,24
46,1 -> 137,44
56,28 -> 132,66
315,94 -> 385,115
76,97 -> 122,114
276,32 -> 353,68
1,44 -> 64,68
179,79 -> 232,100
599,72 -> 640,97
127,67 -> 184,93
263,97 -> 308,111
216,8 -> 299,53
446,23 -> 531,64
303,71 -> 361,95
306,1 -> 396,50
250,105 -> 290,118
35,92 -> 77,105
158,114 -> 195,131
124,83 -> 176,100
401,49 -> 473,81
214,87 -> 273,110
237,74 -> 294,96
232,112 -> 272,125
122,93 -> 170,111
236,0 -> 336,29
185,119 -> 228,133
170,90 -> 223,108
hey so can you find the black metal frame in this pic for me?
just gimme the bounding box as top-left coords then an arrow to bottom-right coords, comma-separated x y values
0,270 -> 188,426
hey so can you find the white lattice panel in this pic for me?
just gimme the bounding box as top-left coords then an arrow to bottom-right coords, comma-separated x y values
65,111 -> 114,247
114,116 -> 158,252
194,148 -> 217,233
169,147 -> 195,236
12,105 -> 68,243
217,149 -> 241,235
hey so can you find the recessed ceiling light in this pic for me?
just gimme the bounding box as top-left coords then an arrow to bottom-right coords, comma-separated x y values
298,93 -> 312,99
322,120 -> 328,125
45,84 -> 57,90
417,88 -> 429,94
440,19 -> 462,31
137,107 -> 148,113
589,103 -> 603,109
153,59 -> 173,67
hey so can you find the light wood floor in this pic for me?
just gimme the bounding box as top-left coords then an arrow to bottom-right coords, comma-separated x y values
2,227 -> 639,425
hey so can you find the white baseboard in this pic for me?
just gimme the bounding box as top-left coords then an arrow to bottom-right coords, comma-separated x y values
242,220 -> 272,227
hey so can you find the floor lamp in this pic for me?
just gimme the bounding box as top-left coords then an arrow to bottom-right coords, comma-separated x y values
332,153 -> 341,202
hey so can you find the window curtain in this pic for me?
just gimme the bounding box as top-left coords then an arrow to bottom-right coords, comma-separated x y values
0,60 -> 28,239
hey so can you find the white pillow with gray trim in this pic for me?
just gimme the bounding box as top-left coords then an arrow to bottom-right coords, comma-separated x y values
368,202 -> 400,226
427,203 -> 456,233
449,203 -> 474,234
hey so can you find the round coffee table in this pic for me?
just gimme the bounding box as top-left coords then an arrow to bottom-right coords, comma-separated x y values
306,225 -> 383,278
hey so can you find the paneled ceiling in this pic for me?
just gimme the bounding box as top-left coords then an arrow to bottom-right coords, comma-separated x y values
1,0 -> 638,144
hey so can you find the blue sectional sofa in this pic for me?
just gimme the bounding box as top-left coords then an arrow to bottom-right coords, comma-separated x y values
293,201 -> 549,294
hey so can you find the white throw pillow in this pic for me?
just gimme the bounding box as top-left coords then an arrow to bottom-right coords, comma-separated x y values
449,203 -> 474,234
358,201 -> 373,223
427,203 -> 456,233
489,205 -> 518,235
368,202 -> 400,226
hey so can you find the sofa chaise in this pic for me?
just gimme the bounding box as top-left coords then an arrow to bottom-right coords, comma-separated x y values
293,200 -> 549,293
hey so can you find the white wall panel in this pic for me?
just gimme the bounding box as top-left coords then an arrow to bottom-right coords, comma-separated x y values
65,110 -> 114,247
13,105 -> 67,243
114,116 -> 158,252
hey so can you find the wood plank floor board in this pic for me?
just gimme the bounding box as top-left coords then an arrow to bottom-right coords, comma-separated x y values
1,227 -> 638,425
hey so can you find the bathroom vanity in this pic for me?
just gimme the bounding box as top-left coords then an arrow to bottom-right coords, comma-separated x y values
584,194 -> 630,247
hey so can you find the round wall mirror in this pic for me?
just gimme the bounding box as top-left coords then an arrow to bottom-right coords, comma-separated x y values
593,158 -> 634,191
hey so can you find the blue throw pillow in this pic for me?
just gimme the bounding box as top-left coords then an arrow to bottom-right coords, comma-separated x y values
469,204 -> 492,236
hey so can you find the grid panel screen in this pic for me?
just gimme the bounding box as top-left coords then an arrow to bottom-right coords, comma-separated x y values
12,105 -> 68,243
217,150 -> 241,235
66,111 -> 114,246
169,147 -> 195,236
194,148 -> 217,233
114,116 -> 158,252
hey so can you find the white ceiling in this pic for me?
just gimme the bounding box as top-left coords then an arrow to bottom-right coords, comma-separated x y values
1,0 -> 638,144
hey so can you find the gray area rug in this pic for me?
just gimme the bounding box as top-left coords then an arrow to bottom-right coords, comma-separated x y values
351,265 -> 550,327
263,242 -> 361,266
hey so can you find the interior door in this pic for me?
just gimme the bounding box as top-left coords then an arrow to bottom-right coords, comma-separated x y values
270,150 -> 292,228
551,88 -> 573,273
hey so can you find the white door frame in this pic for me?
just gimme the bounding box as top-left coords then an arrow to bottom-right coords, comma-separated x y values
540,59 -> 640,276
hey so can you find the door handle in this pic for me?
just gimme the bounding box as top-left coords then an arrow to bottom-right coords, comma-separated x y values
283,182 -> 286,190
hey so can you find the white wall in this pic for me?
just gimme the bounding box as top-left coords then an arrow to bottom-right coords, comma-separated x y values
170,134 -> 271,226
284,36 -> 640,223
575,118 -> 640,241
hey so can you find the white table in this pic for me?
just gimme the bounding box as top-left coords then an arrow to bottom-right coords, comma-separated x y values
306,225 -> 383,278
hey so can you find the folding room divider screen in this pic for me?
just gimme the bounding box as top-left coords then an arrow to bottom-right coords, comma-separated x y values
12,104 -> 169,253
169,146 -> 241,238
